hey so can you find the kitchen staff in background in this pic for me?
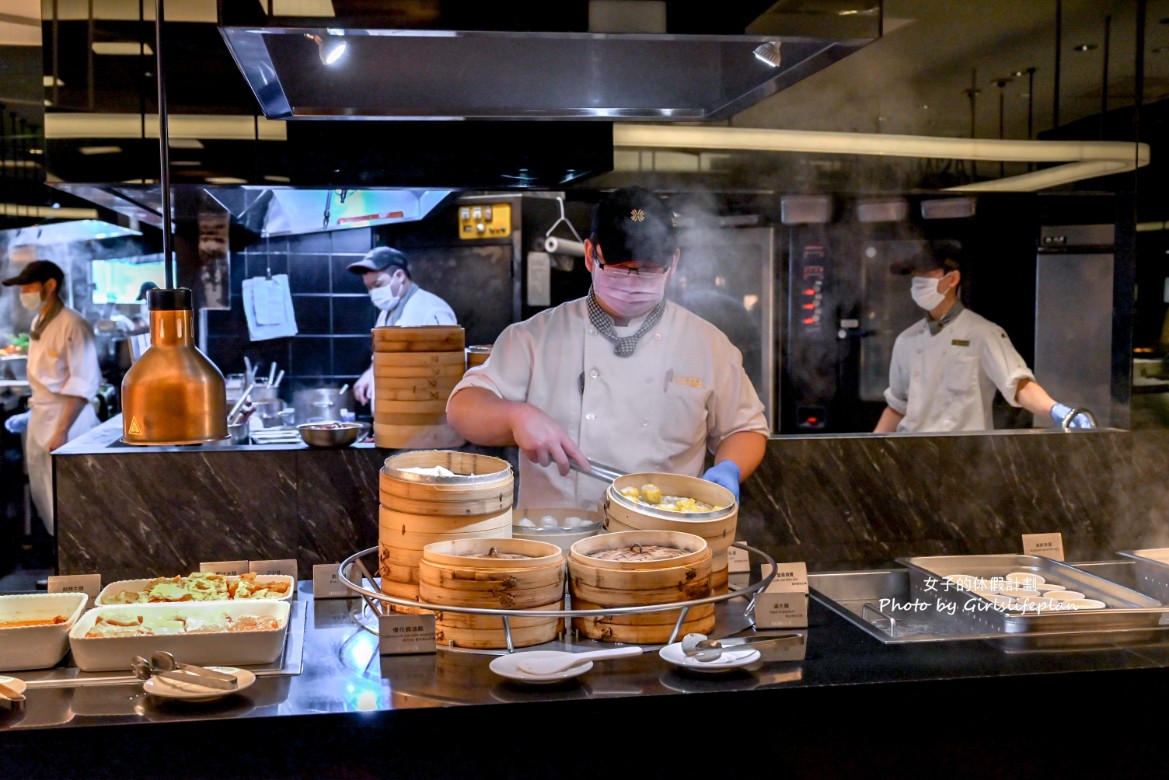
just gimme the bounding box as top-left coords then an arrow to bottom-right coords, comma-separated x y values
446,186 -> 769,511
873,243 -> 1095,434
2,260 -> 101,535
347,246 -> 457,407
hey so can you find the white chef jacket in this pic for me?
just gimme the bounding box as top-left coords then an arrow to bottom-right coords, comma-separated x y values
375,285 -> 456,328
883,308 -> 1035,433
448,297 -> 769,511
26,304 -> 101,534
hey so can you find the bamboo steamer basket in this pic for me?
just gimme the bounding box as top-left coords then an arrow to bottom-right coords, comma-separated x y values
420,538 -> 565,649
372,325 -> 465,352
372,326 -> 465,448
603,472 -> 737,574
378,451 -> 514,610
568,530 -> 715,643
374,423 -> 466,449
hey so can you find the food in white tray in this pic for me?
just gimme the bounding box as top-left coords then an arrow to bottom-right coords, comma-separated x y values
83,611 -> 282,638
101,571 -> 292,604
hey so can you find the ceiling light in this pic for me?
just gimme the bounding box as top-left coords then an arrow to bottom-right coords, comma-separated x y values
1074,44 -> 1098,52
43,76 -> 64,87
306,33 -> 347,66
753,41 -> 782,68
612,125 -> 1150,192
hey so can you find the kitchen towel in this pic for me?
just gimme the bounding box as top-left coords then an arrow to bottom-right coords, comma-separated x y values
242,274 -> 298,341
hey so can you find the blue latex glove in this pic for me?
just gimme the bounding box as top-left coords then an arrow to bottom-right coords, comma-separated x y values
1050,402 -> 1095,430
4,410 -> 30,434
702,461 -> 741,503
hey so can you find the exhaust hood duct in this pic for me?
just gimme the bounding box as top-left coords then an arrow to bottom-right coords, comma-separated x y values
216,2 -> 878,122
205,188 -> 454,238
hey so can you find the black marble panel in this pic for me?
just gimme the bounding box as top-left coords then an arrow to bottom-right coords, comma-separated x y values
57,450 -> 299,581
295,447 -> 383,570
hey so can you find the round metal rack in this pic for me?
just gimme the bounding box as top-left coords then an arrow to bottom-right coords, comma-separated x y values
338,541 -> 778,653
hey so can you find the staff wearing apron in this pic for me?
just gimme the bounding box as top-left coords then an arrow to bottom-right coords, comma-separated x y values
3,260 -> 101,535
447,187 -> 769,510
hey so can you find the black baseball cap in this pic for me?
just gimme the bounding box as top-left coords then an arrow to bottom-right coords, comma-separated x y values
2,259 -> 65,287
347,246 -> 409,276
136,280 -> 160,300
889,240 -> 963,275
590,187 -> 678,266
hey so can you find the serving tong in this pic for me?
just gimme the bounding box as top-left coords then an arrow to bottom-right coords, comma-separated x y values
570,458 -> 628,483
680,632 -> 804,662
132,651 -> 239,691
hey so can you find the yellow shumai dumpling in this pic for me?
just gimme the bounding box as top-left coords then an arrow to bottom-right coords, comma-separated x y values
620,486 -> 641,501
640,484 -> 663,504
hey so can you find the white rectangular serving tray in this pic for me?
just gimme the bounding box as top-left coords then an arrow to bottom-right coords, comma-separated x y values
68,600 -> 291,672
0,593 -> 89,672
95,574 -> 296,606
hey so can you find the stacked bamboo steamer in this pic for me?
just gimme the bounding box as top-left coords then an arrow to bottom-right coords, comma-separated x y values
568,530 -> 715,644
372,325 -> 466,449
379,450 -> 514,614
602,473 -> 738,594
420,538 -> 565,649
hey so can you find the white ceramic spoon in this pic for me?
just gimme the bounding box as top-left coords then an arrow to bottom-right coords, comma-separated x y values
515,646 -> 644,675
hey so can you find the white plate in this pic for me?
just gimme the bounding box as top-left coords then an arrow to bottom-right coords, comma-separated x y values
489,652 -> 593,684
143,667 -> 256,701
658,642 -> 761,673
0,675 -> 28,697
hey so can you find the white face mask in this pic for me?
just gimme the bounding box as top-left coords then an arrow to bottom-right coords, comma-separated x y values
591,265 -> 670,318
911,275 -> 946,311
370,284 -> 400,312
20,290 -> 42,312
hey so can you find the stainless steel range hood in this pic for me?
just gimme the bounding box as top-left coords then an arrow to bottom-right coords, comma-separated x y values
217,1 -> 879,122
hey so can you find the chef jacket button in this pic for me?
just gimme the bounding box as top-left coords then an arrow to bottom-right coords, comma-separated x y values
585,413 -> 596,421
641,421 -> 649,427
589,328 -> 596,336
654,333 -> 662,341
589,369 -> 599,379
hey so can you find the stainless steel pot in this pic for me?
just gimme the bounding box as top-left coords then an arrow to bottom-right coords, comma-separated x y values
293,386 -> 353,424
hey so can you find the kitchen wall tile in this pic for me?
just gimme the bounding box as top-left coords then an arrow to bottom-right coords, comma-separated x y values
292,295 -> 331,335
331,256 -> 369,294
331,227 -> 373,252
332,294 -> 378,334
288,254 -> 331,290
289,232 -> 331,254
291,336 -> 333,376
333,335 -> 374,380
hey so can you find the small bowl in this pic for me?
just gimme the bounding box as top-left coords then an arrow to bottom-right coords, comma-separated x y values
297,422 -> 362,448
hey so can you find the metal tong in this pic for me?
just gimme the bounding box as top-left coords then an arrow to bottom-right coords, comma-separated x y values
681,632 -> 804,662
132,651 -> 239,690
570,458 -> 627,483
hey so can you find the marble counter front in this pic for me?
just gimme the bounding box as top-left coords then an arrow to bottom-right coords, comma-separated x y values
52,416 -> 512,581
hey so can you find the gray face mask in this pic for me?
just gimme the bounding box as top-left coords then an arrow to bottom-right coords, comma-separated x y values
20,290 -> 43,311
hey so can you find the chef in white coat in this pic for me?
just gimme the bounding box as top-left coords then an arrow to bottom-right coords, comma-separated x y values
347,246 -> 458,407
446,187 -> 769,511
874,243 -> 1094,433
3,260 -> 101,535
